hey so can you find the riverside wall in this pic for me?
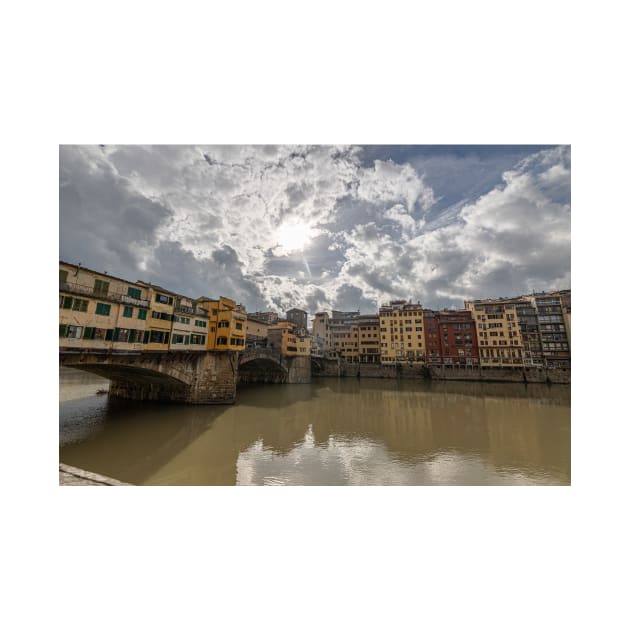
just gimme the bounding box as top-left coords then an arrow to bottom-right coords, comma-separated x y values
312,358 -> 570,384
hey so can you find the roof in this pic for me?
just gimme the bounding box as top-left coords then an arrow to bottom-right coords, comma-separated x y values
60,260 -> 146,289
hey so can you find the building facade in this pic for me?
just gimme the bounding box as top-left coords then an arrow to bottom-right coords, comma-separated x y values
247,311 -> 279,325
60,262 -> 150,352
267,321 -> 310,356
464,298 -> 525,367
423,309 -> 480,367
60,262 -> 244,355
379,301 -> 426,364
286,308 -> 308,330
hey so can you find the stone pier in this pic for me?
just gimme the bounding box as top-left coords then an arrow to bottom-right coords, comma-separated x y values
60,350 -> 239,404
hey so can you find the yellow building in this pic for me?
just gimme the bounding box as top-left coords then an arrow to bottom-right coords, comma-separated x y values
379,301 -> 426,364
268,321 -> 310,356
198,296 -> 247,352
138,282 -> 176,351
60,262 -> 150,351
464,298 -> 525,367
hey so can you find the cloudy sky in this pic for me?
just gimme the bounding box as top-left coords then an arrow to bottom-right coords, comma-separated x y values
59,145 -> 570,317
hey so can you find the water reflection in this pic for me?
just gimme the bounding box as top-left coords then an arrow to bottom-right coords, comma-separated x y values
59,370 -> 570,486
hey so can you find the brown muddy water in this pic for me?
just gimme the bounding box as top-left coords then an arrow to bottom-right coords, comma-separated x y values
59,367 -> 570,485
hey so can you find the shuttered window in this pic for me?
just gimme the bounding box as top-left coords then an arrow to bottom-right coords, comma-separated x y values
94,279 -> 110,296
96,303 -> 111,316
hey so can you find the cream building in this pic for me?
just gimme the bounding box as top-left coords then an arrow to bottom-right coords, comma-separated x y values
464,298 -> 524,367
60,262 -> 150,351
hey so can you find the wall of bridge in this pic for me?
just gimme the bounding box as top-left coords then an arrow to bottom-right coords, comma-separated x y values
60,350 -> 238,404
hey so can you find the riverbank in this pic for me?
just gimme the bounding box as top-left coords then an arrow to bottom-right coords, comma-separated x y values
313,358 -> 570,384
59,463 -> 132,486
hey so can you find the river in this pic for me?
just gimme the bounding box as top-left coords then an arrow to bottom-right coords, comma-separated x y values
59,366 -> 570,485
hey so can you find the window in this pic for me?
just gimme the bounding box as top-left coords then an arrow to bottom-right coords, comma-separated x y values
123,306 -> 133,318
172,333 -> 186,344
138,309 -> 147,320
116,328 -> 130,342
217,336 -> 228,345
59,324 -> 67,337
195,320 -> 207,328
94,328 -> 107,340
72,299 -> 88,312
66,325 -> 83,339
61,296 -> 73,309
95,303 -> 111,316
82,327 -> 96,340
155,293 -> 173,305
235,322 -> 243,330
94,279 -> 110,297
149,330 -> 167,344
218,321 -> 229,328
191,334 -> 206,345
127,287 -> 142,300
60,270 -> 68,285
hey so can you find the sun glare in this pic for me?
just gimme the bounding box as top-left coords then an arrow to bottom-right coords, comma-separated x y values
275,220 -> 314,254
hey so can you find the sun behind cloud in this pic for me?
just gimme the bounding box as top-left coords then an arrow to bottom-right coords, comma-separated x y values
274,219 -> 316,255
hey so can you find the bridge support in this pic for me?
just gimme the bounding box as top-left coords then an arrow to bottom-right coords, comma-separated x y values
60,351 -> 239,404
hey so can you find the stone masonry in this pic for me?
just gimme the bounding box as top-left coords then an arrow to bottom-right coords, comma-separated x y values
60,350 -> 239,404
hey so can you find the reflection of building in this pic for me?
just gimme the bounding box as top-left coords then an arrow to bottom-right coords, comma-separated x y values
286,308 -> 307,330
267,321 -> 310,356
379,301 -> 426,364
464,298 -> 524,367
423,309 -> 479,366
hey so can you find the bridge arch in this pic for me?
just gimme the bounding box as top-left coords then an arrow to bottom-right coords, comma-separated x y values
238,356 -> 288,384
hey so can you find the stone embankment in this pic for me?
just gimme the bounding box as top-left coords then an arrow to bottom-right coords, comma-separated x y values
59,463 -> 132,486
312,358 -> 570,384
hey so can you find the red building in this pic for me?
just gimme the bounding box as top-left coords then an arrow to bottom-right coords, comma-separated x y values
423,309 -> 480,367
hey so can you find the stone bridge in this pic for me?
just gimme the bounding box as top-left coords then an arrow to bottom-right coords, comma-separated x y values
238,348 -> 310,385
60,350 -> 239,404
60,346 -> 311,404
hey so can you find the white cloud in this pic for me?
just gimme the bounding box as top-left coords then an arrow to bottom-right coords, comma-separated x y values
60,144 -> 569,314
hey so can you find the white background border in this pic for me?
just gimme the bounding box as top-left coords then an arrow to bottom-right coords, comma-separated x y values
4,1 -> 627,628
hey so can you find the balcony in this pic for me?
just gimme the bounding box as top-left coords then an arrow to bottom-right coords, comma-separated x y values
60,282 -> 149,307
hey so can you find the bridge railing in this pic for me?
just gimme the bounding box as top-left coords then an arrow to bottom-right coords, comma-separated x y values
60,282 -> 150,307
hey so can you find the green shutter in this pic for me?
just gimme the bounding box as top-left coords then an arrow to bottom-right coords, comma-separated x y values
143,330 -> 150,344
113,328 -> 120,342
63,296 -> 73,309
105,329 -> 113,341
59,324 -> 68,337
123,306 -> 133,318
138,309 -> 147,320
